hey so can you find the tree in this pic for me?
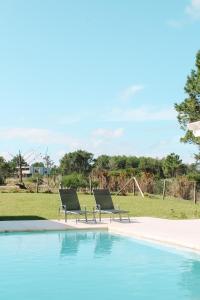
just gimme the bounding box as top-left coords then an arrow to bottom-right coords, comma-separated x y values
175,51 -> 200,156
162,153 -> 183,178
60,150 -> 94,175
0,156 -> 11,183
43,155 -> 54,169
138,157 -> 164,178
109,156 -> 127,170
126,156 -> 140,169
94,155 -> 110,170
32,162 -> 44,167
7,154 -> 28,183
9,155 -> 28,170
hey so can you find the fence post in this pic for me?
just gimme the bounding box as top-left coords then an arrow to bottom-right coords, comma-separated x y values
133,180 -> 136,196
36,177 -> 39,193
162,179 -> 166,200
194,181 -> 197,204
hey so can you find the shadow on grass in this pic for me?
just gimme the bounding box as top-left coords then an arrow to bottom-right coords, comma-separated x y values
0,216 -> 47,221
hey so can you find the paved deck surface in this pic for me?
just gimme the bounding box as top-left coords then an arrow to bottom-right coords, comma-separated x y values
109,217 -> 200,253
1,217 -> 200,253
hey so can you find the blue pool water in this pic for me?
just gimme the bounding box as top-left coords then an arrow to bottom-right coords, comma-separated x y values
0,231 -> 200,299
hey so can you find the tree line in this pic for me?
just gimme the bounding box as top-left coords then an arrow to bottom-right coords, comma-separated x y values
0,150 -> 198,183
59,150 -> 196,178
59,150 -> 199,191
0,50 -> 200,190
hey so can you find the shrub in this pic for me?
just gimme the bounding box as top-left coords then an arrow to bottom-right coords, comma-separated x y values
169,176 -> 193,200
62,173 -> 88,189
153,179 -> 164,195
138,172 -> 154,194
0,175 -> 5,185
26,175 -> 43,184
187,173 -> 200,183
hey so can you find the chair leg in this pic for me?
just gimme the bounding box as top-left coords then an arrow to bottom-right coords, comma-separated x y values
58,208 -> 60,221
99,211 -> 101,222
65,211 -> 67,223
119,212 -> 122,221
85,211 -> 88,223
93,211 -> 96,223
128,213 -> 130,223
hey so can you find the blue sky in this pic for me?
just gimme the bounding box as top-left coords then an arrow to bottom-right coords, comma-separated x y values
0,0 -> 199,164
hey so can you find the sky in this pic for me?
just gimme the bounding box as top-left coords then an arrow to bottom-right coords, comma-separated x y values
0,0 -> 199,164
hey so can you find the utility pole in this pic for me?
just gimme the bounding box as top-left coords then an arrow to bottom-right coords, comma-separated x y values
43,155 -> 49,185
18,150 -> 23,184
43,150 -> 54,191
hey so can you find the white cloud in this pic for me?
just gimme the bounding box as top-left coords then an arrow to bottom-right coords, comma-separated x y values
0,127 -> 195,164
92,128 -> 124,138
0,128 -> 80,149
91,139 -> 104,148
121,84 -> 144,101
167,20 -> 183,28
106,107 -> 176,122
90,128 -> 124,151
56,149 -> 67,160
186,0 -> 200,19
167,0 -> 200,28
0,127 -> 125,161
0,151 -> 11,161
147,136 -> 196,163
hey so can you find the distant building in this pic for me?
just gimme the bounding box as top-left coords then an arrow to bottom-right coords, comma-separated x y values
188,121 -> 200,137
30,166 -> 51,176
16,166 -> 51,177
16,166 -> 32,177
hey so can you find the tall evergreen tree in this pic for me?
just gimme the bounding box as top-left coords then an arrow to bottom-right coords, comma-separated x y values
175,51 -> 200,158
162,153 -> 183,178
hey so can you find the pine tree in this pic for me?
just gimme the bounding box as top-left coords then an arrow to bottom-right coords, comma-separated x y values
175,50 -> 200,159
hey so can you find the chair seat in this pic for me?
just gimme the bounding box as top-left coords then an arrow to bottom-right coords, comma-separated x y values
95,209 -> 129,214
60,209 -> 94,215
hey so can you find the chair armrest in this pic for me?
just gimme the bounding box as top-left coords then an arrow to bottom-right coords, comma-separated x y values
60,204 -> 66,210
115,204 -> 120,210
96,204 -> 101,210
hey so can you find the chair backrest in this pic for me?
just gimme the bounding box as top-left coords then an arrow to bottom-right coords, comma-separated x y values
93,189 -> 114,210
59,188 -> 81,211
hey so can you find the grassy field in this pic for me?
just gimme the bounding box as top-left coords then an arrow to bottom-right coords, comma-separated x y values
0,192 -> 200,220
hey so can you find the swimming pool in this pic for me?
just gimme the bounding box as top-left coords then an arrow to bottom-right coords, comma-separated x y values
0,230 -> 200,299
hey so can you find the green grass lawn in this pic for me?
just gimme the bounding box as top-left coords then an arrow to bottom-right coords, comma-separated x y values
0,192 -> 200,220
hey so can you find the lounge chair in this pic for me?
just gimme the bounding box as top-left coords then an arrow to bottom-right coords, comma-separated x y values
93,189 -> 130,222
59,188 -> 96,223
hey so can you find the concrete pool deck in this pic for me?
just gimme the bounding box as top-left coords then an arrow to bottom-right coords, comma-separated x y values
1,217 -> 200,253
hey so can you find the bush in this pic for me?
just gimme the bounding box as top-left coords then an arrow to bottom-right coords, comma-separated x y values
26,175 -> 43,184
153,179 -> 164,195
138,172 -> 154,194
187,173 -> 200,183
0,175 -> 5,185
62,173 -> 88,189
168,176 -> 193,200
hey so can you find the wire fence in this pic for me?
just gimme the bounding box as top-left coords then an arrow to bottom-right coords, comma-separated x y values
91,174 -> 200,202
